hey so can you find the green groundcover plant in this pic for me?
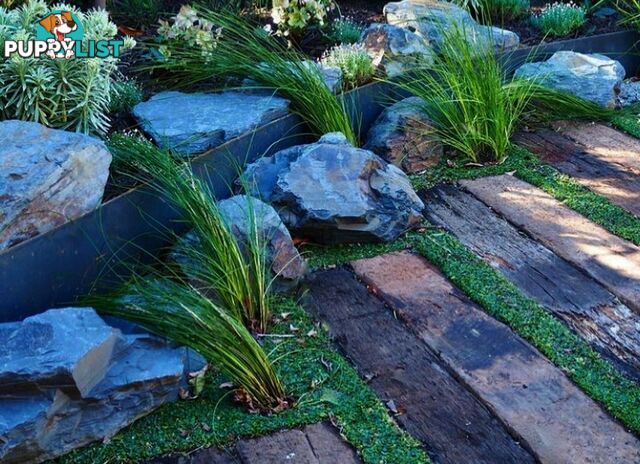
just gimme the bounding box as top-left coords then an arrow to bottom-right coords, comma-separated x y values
393,25 -> 610,163
322,43 -> 375,90
145,6 -> 358,144
531,2 -> 586,37
0,0 -> 135,134
325,17 -> 362,44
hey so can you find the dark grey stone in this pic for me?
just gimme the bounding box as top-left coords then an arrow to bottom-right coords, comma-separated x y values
133,91 -> 290,156
360,23 -> 435,77
0,331 -> 185,464
243,133 -> 424,243
384,0 -> 519,52
364,97 -> 443,173
514,51 -> 625,108
0,120 -> 111,250
171,195 -> 307,292
0,308 -> 119,397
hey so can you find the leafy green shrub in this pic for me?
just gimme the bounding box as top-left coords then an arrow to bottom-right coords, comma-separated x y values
322,43 -> 375,90
531,2 -> 586,37
393,26 -> 608,163
326,17 -> 363,44
97,277 -> 288,412
109,78 -> 142,114
270,0 -> 335,39
0,0 -> 135,135
146,7 -> 357,144
107,0 -> 162,28
156,5 -> 221,62
477,0 -> 530,22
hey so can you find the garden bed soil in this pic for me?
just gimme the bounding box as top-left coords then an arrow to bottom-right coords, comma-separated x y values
500,7 -> 622,46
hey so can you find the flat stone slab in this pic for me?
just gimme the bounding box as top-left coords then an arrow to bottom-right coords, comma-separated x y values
350,251 -> 640,464
133,91 -> 290,156
424,185 -> 640,379
307,269 -> 535,464
0,308 -> 119,397
515,122 -> 640,217
461,174 -> 640,312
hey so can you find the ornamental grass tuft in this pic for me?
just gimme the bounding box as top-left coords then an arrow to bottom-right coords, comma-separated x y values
392,26 -> 610,164
531,2 -> 586,37
143,7 -> 358,145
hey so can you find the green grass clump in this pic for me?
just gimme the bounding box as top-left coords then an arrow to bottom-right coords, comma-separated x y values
145,8 -> 357,145
95,278 -> 287,412
322,44 -> 375,90
60,299 -> 428,464
326,17 -> 363,44
109,78 -> 142,114
531,2 -> 586,37
611,0 -> 640,30
107,135 -> 272,333
392,26 -> 607,164
477,0 -> 530,23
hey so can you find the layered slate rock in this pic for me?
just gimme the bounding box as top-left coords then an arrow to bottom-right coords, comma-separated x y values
364,97 -> 443,173
133,91 -> 290,156
243,133 -> 424,243
0,308 -> 119,397
172,195 -> 307,291
384,0 -> 519,52
360,23 -> 435,77
0,308 -> 185,464
0,120 -> 111,250
514,52 -> 625,108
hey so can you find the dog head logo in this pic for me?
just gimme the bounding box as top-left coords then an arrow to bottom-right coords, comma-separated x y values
35,10 -> 83,59
39,12 -> 77,42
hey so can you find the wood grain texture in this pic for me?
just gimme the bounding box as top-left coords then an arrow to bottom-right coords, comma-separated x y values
351,252 -> 640,464
514,122 -> 640,217
306,269 -> 535,464
461,174 -> 640,312
423,184 -> 640,379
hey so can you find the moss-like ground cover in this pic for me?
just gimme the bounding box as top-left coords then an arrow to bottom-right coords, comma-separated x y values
59,299 -> 427,464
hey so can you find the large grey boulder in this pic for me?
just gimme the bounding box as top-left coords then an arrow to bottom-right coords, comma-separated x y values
0,308 -> 119,397
172,195 -> 307,291
0,308 -> 186,464
360,23 -> 435,77
384,0 -> 519,52
133,91 -> 290,156
514,52 -> 625,108
0,120 -> 111,250
364,97 -> 443,173
243,133 -> 424,243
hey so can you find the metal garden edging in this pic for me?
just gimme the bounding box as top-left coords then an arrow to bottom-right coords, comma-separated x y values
1,30 -> 639,322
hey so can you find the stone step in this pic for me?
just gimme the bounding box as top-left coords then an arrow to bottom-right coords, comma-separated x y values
461,174 -> 640,312
306,269 -> 535,464
350,251 -> 640,464
0,308 -> 119,397
148,422 -> 360,464
423,184 -> 640,379
514,121 -> 640,217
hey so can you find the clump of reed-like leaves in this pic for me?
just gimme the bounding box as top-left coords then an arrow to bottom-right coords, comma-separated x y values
394,26 -> 611,163
107,134 -> 272,333
95,276 -> 288,412
142,7 -> 358,144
